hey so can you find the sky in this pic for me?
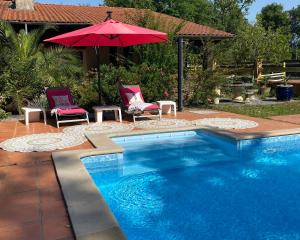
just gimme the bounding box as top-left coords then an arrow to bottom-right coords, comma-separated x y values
36,0 -> 300,23
247,0 -> 300,22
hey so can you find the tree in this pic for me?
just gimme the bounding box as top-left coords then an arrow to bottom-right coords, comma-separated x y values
213,0 -> 254,33
290,6 -> 300,59
0,23 -> 48,113
103,0 -> 155,9
258,3 -> 290,32
229,24 -> 291,77
104,0 -> 255,33
0,22 -> 84,114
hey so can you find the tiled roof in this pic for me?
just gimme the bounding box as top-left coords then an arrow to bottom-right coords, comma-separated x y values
0,1 -> 233,38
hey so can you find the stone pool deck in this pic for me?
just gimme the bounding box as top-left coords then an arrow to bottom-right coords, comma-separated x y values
1,110 -> 300,240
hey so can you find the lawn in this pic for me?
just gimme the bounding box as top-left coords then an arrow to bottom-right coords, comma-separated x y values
212,102 -> 300,118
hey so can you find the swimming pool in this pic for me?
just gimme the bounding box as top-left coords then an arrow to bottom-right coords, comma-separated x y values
81,131 -> 300,240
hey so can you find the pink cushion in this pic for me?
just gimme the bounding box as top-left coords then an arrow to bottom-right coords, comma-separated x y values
57,108 -> 87,115
144,104 -> 160,110
46,88 -> 74,109
119,85 -> 145,106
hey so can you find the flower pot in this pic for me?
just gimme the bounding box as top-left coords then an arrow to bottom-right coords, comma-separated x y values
276,84 -> 294,101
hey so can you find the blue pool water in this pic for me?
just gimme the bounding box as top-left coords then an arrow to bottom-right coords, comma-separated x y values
82,131 -> 300,240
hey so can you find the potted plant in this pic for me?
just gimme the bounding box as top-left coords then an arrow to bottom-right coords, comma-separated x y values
259,76 -> 271,98
276,75 -> 293,101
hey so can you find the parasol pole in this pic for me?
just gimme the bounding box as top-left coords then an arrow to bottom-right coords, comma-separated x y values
95,46 -> 101,105
95,11 -> 113,105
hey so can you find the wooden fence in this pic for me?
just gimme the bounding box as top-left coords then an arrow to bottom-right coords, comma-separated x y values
220,61 -> 300,79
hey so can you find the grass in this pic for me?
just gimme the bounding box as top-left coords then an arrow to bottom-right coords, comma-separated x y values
212,102 -> 300,118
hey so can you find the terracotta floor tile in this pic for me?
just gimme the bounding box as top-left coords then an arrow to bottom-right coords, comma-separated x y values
41,199 -> 67,219
7,153 -> 40,166
14,126 -> 34,131
0,203 -> 40,227
40,188 -> 63,204
0,166 -> 8,176
0,222 -> 42,240
42,216 -> 73,240
0,135 -> 12,140
38,163 -> 58,188
0,190 -> 39,206
4,164 -> 37,177
0,181 -> 5,194
39,176 -> 59,190
33,129 -> 51,134
4,172 -> 38,193
0,159 -> 11,166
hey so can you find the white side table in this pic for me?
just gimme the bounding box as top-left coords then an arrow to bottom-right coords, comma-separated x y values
93,106 -> 122,123
22,107 -> 47,126
156,101 -> 177,116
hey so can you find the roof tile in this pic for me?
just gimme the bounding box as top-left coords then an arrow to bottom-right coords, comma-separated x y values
0,1 -> 233,38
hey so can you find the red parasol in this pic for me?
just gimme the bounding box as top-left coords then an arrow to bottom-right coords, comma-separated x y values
44,12 -> 168,104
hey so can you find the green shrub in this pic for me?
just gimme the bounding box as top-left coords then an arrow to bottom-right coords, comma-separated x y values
186,68 -> 227,106
96,64 -> 177,106
0,23 -> 84,114
0,108 -> 8,120
76,75 -> 99,110
28,94 -> 48,108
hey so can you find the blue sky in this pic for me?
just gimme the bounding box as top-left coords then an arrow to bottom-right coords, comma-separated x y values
37,0 -> 300,23
247,0 -> 300,22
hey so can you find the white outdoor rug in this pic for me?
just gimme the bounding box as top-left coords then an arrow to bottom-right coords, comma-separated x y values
63,122 -> 134,137
192,118 -> 258,129
134,118 -> 192,130
0,133 -> 86,152
189,109 -> 220,114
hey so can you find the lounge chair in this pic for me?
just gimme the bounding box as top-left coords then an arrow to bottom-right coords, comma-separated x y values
119,85 -> 161,122
46,87 -> 89,128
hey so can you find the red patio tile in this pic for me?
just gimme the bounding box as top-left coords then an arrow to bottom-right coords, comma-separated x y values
40,187 -> 63,204
269,114 -> 300,125
42,216 -> 73,240
38,165 -> 60,189
0,190 -> 39,206
4,164 -> 37,177
0,222 -> 42,240
4,170 -> 38,193
0,201 -> 40,227
6,153 -> 42,166
41,199 -> 68,219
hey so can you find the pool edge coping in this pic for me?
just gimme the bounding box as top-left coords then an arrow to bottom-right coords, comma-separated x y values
52,126 -> 300,240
